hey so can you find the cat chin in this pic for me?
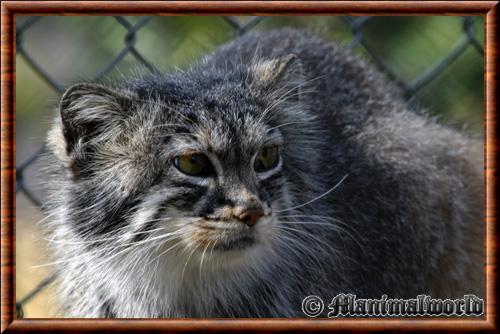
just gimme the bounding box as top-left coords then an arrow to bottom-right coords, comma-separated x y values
183,216 -> 277,269
200,245 -> 275,279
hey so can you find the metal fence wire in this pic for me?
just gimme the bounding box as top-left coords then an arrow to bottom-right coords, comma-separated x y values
15,16 -> 484,318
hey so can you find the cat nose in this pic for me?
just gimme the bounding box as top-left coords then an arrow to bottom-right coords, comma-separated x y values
236,207 -> 265,227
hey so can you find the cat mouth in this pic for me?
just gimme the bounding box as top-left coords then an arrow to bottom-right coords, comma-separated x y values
191,221 -> 260,253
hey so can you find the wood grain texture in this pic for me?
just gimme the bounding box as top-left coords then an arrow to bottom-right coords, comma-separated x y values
1,1 -> 498,15
1,2 -> 15,333
485,3 -> 498,331
1,1 -> 498,333
3,318 -> 498,333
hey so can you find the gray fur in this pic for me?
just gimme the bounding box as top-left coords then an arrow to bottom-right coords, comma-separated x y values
43,29 -> 483,318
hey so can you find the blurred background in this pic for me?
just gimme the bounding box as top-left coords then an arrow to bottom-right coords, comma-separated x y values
16,16 -> 484,318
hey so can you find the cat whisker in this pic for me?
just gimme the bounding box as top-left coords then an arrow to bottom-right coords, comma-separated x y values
180,243 -> 201,283
43,226 -> 166,246
274,174 -> 348,213
277,213 -> 365,246
275,225 -> 339,255
266,121 -> 303,133
198,239 -> 212,281
275,227 -> 351,275
270,232 -> 325,270
86,233 -> 185,271
145,238 -> 186,267
36,229 -> 184,268
278,220 -> 365,252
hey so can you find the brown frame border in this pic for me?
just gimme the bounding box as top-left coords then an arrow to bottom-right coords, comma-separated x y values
1,1 -> 497,332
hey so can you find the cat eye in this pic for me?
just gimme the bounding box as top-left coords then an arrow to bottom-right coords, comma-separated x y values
174,153 -> 214,177
254,146 -> 280,173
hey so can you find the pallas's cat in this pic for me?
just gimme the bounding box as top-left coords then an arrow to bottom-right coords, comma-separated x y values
44,29 -> 483,317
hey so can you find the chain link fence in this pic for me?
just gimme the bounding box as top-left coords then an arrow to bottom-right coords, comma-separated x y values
15,15 -> 484,318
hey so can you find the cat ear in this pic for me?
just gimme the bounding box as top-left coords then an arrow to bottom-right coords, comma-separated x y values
58,83 -> 133,154
249,54 -> 304,94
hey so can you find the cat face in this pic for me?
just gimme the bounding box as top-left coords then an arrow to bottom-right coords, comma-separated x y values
48,55 -> 319,269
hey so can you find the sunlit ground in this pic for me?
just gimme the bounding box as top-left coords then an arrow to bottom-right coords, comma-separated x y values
16,195 -> 59,318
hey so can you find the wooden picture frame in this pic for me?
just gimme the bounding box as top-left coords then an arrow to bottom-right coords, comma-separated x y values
1,1 -> 497,332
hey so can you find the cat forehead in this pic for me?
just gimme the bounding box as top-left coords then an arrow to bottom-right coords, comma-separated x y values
133,73 -> 283,151
168,111 -> 279,154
